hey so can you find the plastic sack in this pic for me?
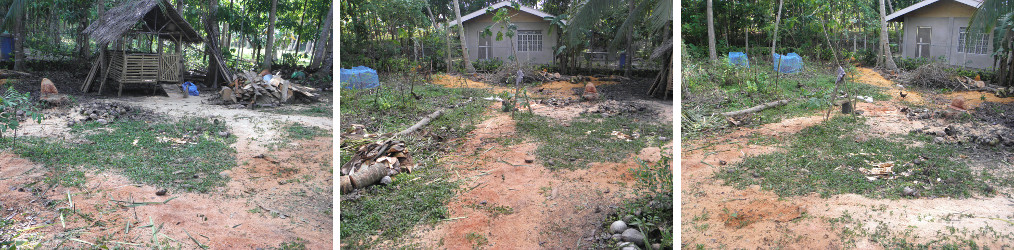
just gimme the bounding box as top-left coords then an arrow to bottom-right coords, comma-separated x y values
772,53 -> 803,74
262,74 -> 273,82
340,66 -> 380,90
182,81 -> 199,96
728,52 -> 749,68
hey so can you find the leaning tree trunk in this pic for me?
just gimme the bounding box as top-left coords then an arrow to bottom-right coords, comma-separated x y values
262,0 -> 277,68
452,0 -> 475,73
310,6 -> 332,70
878,0 -> 898,70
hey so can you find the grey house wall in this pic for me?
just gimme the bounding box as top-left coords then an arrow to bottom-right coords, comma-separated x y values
898,1 -> 993,69
461,9 -> 558,65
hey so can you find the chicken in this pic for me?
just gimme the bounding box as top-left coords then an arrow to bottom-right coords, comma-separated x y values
899,91 -> 907,98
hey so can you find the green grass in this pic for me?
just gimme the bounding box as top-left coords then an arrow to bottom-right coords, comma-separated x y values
283,123 -> 329,140
338,168 -> 457,248
682,61 -> 890,139
515,113 -> 672,170
339,78 -> 496,248
2,116 -> 236,193
339,80 -> 489,137
715,115 -> 992,199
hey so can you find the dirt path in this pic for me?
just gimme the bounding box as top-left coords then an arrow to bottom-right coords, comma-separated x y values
682,67 -> 1014,248
1,95 -> 334,249
404,102 -> 669,249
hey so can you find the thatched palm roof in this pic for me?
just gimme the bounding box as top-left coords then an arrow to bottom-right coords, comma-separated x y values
84,0 -> 203,45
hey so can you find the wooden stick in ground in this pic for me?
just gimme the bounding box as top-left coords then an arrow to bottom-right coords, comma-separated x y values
721,99 -> 790,116
394,110 -> 444,137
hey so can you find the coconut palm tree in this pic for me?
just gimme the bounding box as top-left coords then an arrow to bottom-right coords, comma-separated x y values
968,0 -> 1014,86
564,0 -> 672,97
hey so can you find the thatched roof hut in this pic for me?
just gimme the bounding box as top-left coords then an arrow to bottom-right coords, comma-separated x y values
80,0 -> 205,96
83,0 -> 202,45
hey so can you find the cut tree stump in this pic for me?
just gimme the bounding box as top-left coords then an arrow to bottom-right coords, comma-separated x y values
721,99 -> 790,116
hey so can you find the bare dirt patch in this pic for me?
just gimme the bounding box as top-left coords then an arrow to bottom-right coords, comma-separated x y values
1,94 -> 333,249
405,104 -> 669,249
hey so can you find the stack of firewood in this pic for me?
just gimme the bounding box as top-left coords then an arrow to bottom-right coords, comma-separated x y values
340,140 -> 416,193
217,70 -> 319,107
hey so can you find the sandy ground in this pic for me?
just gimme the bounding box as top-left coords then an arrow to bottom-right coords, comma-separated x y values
1,94 -> 334,249
681,67 -> 1014,248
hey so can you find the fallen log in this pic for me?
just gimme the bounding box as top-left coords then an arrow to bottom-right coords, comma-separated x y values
394,110 -> 444,137
721,99 -> 790,117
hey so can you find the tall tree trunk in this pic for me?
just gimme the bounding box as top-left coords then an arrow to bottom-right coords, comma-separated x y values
206,0 -> 220,88
78,18 -> 90,59
452,0 -> 475,73
771,0 -> 783,59
707,0 -> 716,61
445,22 -> 452,73
310,5 -> 332,69
624,0 -> 633,77
13,10 -> 24,71
262,0 -> 277,68
879,0 -> 898,70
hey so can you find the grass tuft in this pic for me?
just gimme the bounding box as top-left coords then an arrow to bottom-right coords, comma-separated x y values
3,116 -> 236,192
716,115 -> 990,198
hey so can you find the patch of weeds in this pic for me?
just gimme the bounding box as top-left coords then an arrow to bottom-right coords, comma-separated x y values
4,117 -> 236,192
339,166 -> 457,248
465,232 -> 488,249
275,238 -> 308,250
716,115 -> 990,198
283,123 -> 329,140
603,154 -> 673,248
465,203 -> 515,218
515,113 -> 672,170
340,83 -> 488,136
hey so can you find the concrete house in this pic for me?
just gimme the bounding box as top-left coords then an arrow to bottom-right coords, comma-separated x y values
450,1 -> 560,65
887,0 -> 990,68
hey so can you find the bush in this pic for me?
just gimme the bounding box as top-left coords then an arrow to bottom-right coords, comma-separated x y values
474,58 -> 504,72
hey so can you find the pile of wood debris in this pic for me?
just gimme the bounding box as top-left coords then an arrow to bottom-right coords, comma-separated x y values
340,140 -> 416,194
216,70 -> 319,108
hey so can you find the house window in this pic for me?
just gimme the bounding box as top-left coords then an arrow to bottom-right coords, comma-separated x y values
958,27 -> 989,55
517,30 -> 542,52
478,31 -> 492,60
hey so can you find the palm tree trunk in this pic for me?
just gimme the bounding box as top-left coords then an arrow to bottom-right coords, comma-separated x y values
707,0 -> 716,61
262,0 -> 277,68
452,0 -> 475,73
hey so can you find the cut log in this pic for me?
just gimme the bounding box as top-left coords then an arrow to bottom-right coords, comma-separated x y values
721,100 -> 790,116
349,162 -> 389,189
394,110 -> 444,137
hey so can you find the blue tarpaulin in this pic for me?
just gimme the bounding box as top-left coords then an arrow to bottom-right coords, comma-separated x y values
772,53 -> 802,74
728,52 -> 749,68
340,66 -> 380,90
